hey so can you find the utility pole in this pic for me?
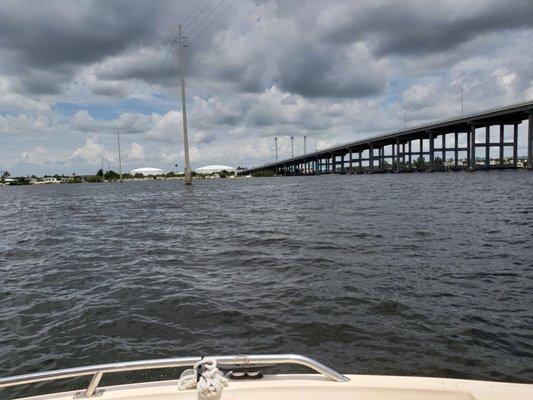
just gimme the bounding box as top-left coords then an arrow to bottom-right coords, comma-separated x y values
304,135 -> 307,154
275,137 -> 278,162
117,131 -> 123,183
291,136 -> 294,158
178,25 -> 192,185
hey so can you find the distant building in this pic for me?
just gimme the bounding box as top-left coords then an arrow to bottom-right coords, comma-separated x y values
195,165 -> 236,175
130,167 -> 164,176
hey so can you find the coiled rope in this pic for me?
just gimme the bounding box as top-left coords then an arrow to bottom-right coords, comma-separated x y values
177,358 -> 229,398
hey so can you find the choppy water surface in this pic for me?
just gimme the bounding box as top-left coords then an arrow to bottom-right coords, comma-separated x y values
1,171 -> 532,398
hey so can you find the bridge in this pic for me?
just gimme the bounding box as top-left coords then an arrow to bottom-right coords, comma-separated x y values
242,100 -> 533,175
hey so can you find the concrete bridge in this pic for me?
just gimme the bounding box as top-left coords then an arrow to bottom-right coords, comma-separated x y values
243,100 -> 533,175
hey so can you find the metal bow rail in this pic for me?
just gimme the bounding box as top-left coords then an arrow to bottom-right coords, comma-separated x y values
0,354 -> 349,398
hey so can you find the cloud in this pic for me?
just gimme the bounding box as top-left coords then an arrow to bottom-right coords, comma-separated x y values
21,147 -> 62,166
70,138 -> 113,165
1,0 -> 533,175
318,0 -> 533,56
127,142 -> 145,160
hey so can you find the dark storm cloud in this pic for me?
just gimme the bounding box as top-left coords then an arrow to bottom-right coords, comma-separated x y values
0,0 -> 532,102
0,0 -> 167,67
321,0 -> 533,56
0,0 -> 177,94
276,44 -> 385,98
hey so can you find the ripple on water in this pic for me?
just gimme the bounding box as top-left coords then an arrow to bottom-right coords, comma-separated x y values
0,172 -> 532,398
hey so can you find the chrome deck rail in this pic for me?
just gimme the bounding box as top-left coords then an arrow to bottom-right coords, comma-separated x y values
0,354 -> 349,398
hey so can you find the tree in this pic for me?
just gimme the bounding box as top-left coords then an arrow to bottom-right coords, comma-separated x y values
104,170 -> 120,180
1,171 -> 10,182
96,169 -> 103,177
414,156 -> 427,171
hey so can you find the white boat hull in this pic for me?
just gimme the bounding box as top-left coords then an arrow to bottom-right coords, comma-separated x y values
15,374 -> 533,400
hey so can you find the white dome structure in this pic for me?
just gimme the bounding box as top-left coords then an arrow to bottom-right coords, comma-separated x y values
130,167 -> 164,176
195,165 -> 236,174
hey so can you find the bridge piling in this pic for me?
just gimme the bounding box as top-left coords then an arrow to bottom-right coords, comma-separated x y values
469,124 -> 476,170
499,125 -> 504,166
242,102 -> 533,176
513,123 -> 518,167
527,110 -> 533,170
429,131 -> 435,171
485,126 -> 490,169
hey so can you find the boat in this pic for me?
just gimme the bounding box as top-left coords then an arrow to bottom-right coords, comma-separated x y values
1,354 -> 531,400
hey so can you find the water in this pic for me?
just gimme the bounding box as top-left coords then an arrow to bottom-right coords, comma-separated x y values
1,171 -> 532,398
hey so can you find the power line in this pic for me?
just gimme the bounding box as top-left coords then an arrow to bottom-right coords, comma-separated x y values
183,0 -> 215,30
186,0 -> 226,38
132,32 -> 179,118
187,0 -> 237,47
142,54 -> 180,113
181,0 -> 207,25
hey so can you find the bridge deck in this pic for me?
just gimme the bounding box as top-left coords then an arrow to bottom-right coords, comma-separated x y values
243,100 -> 533,174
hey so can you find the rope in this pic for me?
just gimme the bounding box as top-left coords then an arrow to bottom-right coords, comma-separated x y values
177,358 -> 230,399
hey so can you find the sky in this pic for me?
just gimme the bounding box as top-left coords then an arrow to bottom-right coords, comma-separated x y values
1,0 -> 533,176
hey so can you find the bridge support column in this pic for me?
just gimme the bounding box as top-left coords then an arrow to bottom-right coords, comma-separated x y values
359,150 -> 362,171
469,124 -> 476,170
419,138 -> 423,162
349,150 -> 353,173
499,124 -> 504,166
429,131 -> 434,171
369,145 -> 374,173
442,133 -> 446,163
485,126 -> 490,169
454,132 -> 459,168
341,154 -> 345,174
513,123 -> 518,167
528,112 -> 533,170
408,140 -> 412,167
331,154 -> 335,174
395,139 -> 400,172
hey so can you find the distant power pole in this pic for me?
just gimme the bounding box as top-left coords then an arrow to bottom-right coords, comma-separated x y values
178,25 -> 192,185
291,136 -> 294,158
304,136 -> 307,154
117,131 -> 123,183
275,137 -> 278,162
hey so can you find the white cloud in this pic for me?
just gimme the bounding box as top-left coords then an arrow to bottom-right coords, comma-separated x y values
126,142 -> 144,160
21,147 -> 62,165
70,138 -> 113,166
1,0 -> 533,175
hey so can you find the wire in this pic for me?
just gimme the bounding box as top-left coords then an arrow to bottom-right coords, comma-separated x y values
186,0 -> 226,38
131,32 -> 179,118
181,0 -> 206,25
183,0 -> 215,30
187,0 -> 238,48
